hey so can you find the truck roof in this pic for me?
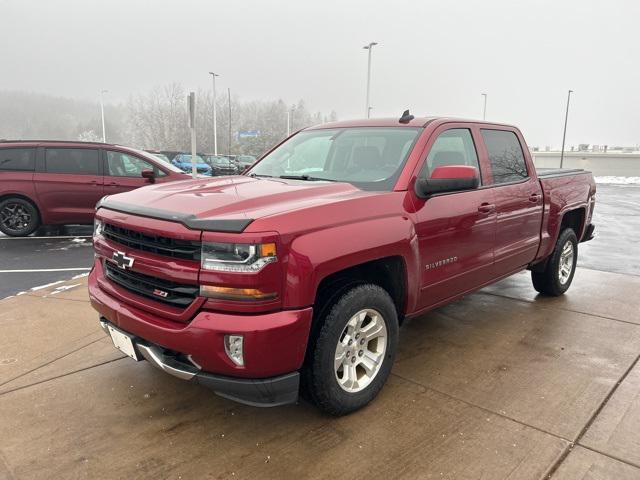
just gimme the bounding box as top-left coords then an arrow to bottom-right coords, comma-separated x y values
306,116 -> 518,130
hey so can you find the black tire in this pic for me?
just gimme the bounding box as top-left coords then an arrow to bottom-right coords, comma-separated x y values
0,197 -> 40,237
302,284 -> 399,416
531,228 -> 578,296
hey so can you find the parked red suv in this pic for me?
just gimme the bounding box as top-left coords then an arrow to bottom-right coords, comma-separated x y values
0,141 -> 188,236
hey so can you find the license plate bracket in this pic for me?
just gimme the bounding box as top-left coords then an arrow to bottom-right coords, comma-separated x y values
107,325 -> 141,361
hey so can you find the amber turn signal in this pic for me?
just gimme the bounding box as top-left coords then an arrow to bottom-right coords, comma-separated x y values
200,285 -> 277,301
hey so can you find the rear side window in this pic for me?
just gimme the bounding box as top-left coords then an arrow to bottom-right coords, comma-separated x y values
420,129 -> 479,178
45,148 -> 100,175
0,148 -> 36,171
481,130 -> 528,184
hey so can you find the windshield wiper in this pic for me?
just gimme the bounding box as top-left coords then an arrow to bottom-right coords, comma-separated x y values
278,175 -> 337,182
249,173 -> 274,178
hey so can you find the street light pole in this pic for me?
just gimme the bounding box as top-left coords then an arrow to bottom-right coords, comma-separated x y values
208,72 -> 220,155
227,88 -> 232,157
481,93 -> 487,120
363,42 -> 378,118
100,89 -> 108,142
560,89 -> 573,169
286,110 -> 290,137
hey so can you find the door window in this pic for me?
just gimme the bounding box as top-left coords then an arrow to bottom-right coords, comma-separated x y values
45,148 -> 100,175
106,151 -> 155,177
421,129 -> 479,178
481,129 -> 528,184
0,148 -> 36,171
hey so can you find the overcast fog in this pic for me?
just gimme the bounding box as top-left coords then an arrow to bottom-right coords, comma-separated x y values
1,0 -> 639,148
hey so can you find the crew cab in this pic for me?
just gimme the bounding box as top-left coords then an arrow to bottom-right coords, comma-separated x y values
0,141 -> 189,236
89,115 -> 596,415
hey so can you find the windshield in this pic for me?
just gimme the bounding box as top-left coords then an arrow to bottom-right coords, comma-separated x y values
247,127 -> 421,191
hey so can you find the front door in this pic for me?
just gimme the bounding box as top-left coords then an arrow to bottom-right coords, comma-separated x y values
412,126 -> 496,310
103,150 -> 158,195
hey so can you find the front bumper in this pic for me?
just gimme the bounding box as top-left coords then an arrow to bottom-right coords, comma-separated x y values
99,319 -> 299,406
88,263 -> 313,379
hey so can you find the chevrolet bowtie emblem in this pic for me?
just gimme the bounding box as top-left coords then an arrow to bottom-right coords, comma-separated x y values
112,251 -> 134,270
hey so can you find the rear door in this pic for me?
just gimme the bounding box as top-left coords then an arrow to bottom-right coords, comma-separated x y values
34,147 -> 103,224
479,128 -> 543,275
103,150 -> 162,195
413,125 -> 497,309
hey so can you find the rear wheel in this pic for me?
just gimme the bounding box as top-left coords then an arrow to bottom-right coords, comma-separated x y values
303,284 -> 398,416
531,228 -> 578,296
0,197 -> 40,237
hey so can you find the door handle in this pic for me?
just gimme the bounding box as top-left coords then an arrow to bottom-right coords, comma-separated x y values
106,182 -> 119,187
478,203 -> 495,214
529,193 -> 541,202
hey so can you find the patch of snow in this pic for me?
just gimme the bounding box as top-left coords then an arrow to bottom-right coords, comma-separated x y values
72,272 -> 90,280
72,238 -> 87,243
595,176 -> 640,185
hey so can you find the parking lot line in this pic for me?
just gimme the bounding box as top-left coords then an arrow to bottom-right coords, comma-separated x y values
0,268 -> 91,273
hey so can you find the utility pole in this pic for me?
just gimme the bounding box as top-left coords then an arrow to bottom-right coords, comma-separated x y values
286,110 -> 290,137
100,89 -> 108,142
227,88 -> 232,157
363,42 -> 378,118
208,72 -> 220,155
481,93 -> 487,120
187,92 -> 197,179
560,89 -> 573,168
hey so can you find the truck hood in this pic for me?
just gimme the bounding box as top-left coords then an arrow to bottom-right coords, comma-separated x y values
99,175 -> 375,232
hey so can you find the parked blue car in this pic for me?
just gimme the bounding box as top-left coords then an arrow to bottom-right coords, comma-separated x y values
171,154 -> 212,175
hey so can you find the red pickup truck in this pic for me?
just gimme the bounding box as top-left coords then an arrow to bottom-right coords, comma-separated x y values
89,115 -> 596,415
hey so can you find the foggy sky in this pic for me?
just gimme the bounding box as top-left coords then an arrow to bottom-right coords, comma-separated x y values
2,0 -> 639,148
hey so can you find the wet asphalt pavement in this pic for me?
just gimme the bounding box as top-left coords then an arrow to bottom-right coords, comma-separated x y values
0,184 -> 638,300
0,225 -> 93,298
579,183 -> 640,276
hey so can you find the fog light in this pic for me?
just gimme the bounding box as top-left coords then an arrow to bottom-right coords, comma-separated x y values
224,334 -> 244,366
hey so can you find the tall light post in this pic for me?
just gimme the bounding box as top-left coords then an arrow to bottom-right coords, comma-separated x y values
560,89 -> 573,168
100,89 -> 108,142
227,87 -> 232,157
363,42 -> 378,118
481,93 -> 487,120
208,72 -> 220,155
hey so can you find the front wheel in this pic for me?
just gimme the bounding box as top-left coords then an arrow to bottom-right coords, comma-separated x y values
531,228 -> 578,296
303,284 -> 399,416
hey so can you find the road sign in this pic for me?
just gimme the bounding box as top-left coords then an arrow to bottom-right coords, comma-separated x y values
237,130 -> 260,139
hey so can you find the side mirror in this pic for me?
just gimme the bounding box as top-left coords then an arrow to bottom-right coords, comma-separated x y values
415,165 -> 479,198
141,169 -> 156,183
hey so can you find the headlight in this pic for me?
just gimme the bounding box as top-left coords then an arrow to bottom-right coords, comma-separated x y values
93,219 -> 103,238
201,242 -> 277,273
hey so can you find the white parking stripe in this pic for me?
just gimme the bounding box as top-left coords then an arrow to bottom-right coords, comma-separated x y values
0,236 -> 92,240
0,268 -> 91,273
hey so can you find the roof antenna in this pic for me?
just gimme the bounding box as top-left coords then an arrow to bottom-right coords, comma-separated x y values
399,109 -> 414,124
